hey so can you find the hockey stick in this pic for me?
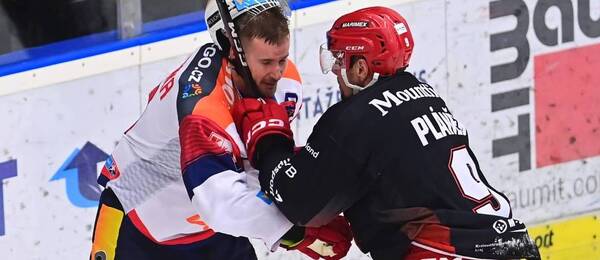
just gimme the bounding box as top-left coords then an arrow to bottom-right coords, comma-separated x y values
214,0 -> 261,98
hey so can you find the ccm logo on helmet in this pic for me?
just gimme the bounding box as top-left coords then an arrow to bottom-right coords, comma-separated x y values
342,21 -> 368,28
346,45 -> 365,51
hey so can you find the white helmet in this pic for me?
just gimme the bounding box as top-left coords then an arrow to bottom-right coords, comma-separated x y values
205,0 -> 290,50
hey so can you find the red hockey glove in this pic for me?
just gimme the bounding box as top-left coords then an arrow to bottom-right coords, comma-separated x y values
232,98 -> 293,167
281,216 -> 353,260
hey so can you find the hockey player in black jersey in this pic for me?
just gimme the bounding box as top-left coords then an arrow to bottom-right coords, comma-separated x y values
232,6 -> 541,260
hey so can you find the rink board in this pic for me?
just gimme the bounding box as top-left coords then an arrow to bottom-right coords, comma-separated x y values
1,0 -> 600,259
528,211 -> 600,259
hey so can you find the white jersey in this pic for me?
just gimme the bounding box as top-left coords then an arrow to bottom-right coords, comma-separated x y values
98,43 -> 303,249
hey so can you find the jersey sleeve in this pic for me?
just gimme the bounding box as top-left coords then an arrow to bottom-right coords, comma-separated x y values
256,124 -> 372,227
179,114 -> 293,250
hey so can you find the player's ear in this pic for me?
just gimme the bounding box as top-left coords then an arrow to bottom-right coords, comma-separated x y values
356,58 -> 370,83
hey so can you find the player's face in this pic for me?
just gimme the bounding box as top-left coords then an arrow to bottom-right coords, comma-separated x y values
243,36 -> 290,97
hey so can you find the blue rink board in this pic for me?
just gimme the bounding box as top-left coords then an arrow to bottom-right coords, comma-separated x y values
0,0 -> 333,77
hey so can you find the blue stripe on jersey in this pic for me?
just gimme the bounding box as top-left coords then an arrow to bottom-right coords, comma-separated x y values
182,153 -> 237,199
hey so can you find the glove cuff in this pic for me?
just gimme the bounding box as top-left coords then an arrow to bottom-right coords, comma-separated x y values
280,226 -> 306,249
247,128 -> 293,167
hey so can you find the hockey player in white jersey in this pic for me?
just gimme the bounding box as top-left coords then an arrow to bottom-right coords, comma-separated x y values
89,1 -> 353,259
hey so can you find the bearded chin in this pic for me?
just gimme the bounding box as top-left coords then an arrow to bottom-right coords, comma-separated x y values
238,84 -> 253,98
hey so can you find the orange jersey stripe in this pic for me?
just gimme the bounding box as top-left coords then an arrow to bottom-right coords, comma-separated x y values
284,60 -> 302,83
128,209 -> 216,245
191,59 -> 236,130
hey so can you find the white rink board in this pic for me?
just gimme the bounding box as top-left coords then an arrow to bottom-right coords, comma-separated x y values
1,0 -> 600,259
0,68 -> 141,259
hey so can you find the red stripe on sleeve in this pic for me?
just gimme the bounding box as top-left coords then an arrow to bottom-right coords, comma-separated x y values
179,115 -> 241,171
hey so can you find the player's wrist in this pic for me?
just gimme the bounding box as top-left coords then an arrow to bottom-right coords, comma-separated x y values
254,135 -> 294,169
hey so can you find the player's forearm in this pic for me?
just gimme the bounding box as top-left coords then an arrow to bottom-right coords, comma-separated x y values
188,169 -> 294,249
255,135 -> 333,226
256,133 -> 368,227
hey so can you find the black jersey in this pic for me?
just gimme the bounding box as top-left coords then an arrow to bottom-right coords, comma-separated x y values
256,71 -> 540,259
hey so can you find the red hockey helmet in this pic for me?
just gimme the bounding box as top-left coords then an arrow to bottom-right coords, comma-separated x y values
321,6 -> 414,78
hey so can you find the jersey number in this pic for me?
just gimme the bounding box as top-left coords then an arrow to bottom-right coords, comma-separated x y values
448,146 -> 510,218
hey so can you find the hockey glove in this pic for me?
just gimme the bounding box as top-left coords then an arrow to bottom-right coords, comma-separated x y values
232,98 -> 294,167
280,216 -> 353,260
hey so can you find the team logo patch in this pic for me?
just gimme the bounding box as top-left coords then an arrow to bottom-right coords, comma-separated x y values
182,83 -> 203,99
102,155 -> 120,179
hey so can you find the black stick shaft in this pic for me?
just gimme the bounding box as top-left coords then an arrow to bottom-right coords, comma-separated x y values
214,0 -> 261,98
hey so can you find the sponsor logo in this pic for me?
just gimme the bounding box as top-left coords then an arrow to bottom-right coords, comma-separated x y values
226,21 -> 248,66
493,219 -> 508,234
285,166 -> 297,178
0,159 -> 17,236
342,21 -> 368,28
533,229 -> 555,249
269,158 -> 295,202
369,84 -> 439,116
298,71 -> 426,122
247,119 -> 285,146
272,189 -> 283,203
490,0 -> 600,172
187,46 -> 217,83
206,12 -> 220,27
345,45 -> 365,51
305,143 -> 320,159
182,83 -> 203,99
51,142 -> 108,208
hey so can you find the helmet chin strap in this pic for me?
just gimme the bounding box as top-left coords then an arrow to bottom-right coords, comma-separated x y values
341,68 -> 380,94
